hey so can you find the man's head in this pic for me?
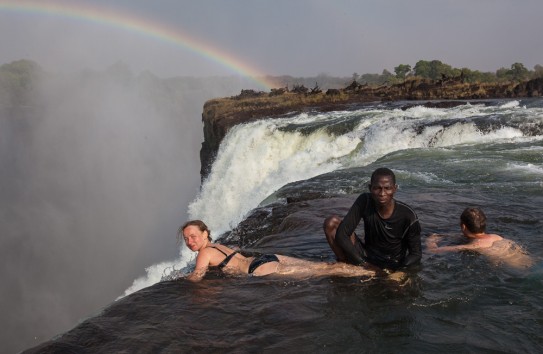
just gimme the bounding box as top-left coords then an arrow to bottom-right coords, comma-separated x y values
368,167 -> 397,207
460,207 -> 487,234
370,167 -> 396,185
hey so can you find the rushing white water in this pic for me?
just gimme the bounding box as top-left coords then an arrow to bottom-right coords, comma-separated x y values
122,100 -> 540,295
189,102 -> 528,235
188,116 -> 358,235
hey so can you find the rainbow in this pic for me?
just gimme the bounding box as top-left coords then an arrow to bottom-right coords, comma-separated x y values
0,0 -> 275,90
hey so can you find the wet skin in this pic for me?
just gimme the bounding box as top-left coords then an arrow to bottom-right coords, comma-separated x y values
368,175 -> 398,218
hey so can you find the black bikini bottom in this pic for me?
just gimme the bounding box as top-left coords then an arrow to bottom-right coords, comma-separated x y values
248,254 -> 279,274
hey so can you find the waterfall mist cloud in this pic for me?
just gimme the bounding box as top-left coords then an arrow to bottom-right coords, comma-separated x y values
0,65 -> 253,352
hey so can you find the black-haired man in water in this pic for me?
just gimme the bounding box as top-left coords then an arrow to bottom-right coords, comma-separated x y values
323,167 -> 422,270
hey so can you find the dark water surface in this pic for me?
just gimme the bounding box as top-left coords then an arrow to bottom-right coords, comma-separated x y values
25,260 -> 543,353
26,178 -> 543,353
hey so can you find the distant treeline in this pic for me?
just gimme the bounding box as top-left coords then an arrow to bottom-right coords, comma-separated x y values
265,60 -> 543,90
2,59 -> 543,104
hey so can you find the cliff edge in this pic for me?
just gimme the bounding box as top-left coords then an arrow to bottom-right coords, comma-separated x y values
200,77 -> 543,180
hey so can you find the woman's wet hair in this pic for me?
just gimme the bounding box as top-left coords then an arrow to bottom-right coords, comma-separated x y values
177,219 -> 212,243
460,207 -> 487,233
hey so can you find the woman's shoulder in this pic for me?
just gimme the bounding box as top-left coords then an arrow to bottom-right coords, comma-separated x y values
201,244 -> 226,255
199,244 -> 226,258
198,244 -> 228,267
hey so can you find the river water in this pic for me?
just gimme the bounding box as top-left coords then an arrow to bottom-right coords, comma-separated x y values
26,98 -> 543,353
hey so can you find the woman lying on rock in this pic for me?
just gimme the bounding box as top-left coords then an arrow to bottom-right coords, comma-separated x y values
179,219 -> 376,282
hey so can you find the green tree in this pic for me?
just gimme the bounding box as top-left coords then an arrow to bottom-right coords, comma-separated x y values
413,60 -> 432,78
360,73 -> 381,85
467,69 -> 496,83
459,68 -> 495,83
394,64 -> 411,80
496,67 -> 510,81
379,69 -> 394,85
533,64 -> 543,78
509,62 -> 529,82
413,59 -> 456,80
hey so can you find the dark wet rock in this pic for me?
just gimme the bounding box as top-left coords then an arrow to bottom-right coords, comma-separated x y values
219,195 -> 354,250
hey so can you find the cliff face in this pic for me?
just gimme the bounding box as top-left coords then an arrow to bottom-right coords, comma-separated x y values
200,77 -> 543,181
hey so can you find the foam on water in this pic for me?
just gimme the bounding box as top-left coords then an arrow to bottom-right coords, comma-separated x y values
499,100 -> 521,109
119,260 -> 185,298
398,169 -> 455,185
506,162 -> 543,176
351,119 -> 523,168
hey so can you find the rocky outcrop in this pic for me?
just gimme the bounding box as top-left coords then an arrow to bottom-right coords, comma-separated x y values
513,77 -> 543,97
200,77 -> 543,181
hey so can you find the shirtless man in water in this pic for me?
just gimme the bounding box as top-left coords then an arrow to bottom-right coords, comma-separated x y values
426,207 -> 533,269
180,220 -> 375,282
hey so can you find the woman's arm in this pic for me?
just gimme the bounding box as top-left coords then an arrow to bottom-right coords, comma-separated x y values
186,251 -> 212,282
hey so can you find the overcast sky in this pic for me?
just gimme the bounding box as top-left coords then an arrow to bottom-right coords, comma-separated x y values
1,0 -> 542,79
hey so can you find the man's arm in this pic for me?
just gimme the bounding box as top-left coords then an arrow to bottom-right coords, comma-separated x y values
403,220 -> 422,266
426,234 -> 472,253
430,244 -> 473,253
425,233 -> 442,250
335,195 -> 366,265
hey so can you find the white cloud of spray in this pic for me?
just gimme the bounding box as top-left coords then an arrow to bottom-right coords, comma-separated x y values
0,64 -> 253,352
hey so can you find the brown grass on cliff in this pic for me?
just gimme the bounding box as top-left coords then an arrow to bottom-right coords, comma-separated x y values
203,91 -> 363,124
203,77 -> 534,125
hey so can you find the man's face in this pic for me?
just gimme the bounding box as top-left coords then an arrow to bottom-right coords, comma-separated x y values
369,175 -> 397,207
